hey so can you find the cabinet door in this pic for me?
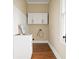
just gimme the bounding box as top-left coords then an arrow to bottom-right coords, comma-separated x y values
13,35 -> 32,59
42,13 -> 48,24
28,13 -> 48,24
33,13 -> 42,24
25,35 -> 32,59
14,36 -> 28,59
28,13 -> 33,24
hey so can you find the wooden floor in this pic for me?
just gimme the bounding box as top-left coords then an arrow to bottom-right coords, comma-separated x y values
32,43 -> 56,59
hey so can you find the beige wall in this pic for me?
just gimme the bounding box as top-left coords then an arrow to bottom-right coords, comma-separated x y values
49,0 -> 66,59
27,4 -> 48,13
13,0 -> 27,14
28,4 -> 49,41
13,1 -> 48,41
29,25 -> 48,41
13,0 -> 28,34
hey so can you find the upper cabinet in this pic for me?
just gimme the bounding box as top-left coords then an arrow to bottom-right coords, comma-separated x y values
28,13 -> 48,24
42,13 -> 48,24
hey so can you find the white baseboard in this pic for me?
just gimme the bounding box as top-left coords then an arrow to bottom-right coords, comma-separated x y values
33,40 -> 48,43
48,42 -> 61,59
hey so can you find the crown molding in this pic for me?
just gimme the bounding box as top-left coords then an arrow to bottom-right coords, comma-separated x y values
27,2 -> 48,4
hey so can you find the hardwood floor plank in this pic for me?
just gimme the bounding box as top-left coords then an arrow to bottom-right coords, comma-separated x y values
32,43 -> 56,59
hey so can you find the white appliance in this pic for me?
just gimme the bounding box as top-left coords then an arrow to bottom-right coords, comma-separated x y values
13,34 -> 32,59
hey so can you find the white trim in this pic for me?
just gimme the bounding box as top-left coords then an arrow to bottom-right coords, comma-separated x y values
27,2 -> 48,4
48,42 -> 61,59
33,40 -> 48,43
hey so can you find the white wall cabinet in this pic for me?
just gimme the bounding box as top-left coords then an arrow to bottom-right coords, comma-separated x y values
28,13 -> 48,24
13,35 -> 32,59
42,13 -> 48,24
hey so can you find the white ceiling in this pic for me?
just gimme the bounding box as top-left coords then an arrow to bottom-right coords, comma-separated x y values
26,0 -> 49,4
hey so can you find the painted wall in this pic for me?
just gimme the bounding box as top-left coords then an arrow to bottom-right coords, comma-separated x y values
28,25 -> 48,41
27,4 -> 48,13
13,5 -> 28,34
13,0 -> 28,34
13,0 -> 48,41
13,0 -> 27,14
27,4 -> 49,41
48,0 -> 66,59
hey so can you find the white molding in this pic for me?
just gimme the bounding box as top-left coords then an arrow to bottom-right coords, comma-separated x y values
48,42 -> 61,59
33,40 -> 48,43
27,2 -> 48,4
